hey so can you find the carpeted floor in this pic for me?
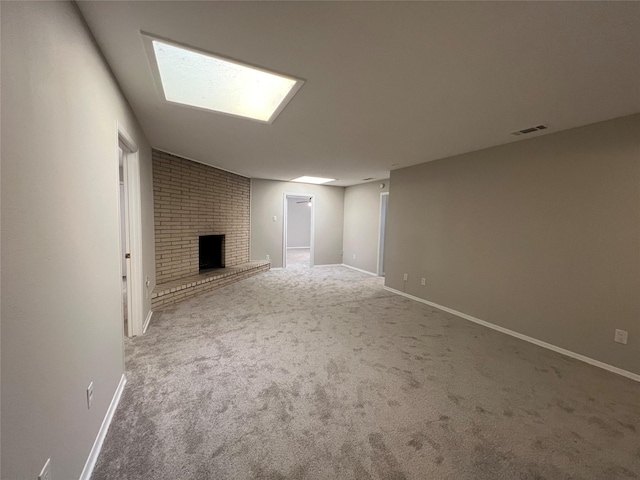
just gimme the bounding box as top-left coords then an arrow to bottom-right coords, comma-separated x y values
287,248 -> 311,268
92,266 -> 639,480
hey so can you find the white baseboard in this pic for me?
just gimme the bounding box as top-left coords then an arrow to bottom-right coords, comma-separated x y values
341,264 -> 378,276
384,286 -> 640,383
286,246 -> 311,249
273,263 -> 343,270
79,374 -> 127,480
143,310 -> 153,333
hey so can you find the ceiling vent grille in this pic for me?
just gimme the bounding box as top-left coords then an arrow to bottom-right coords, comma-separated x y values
511,125 -> 548,136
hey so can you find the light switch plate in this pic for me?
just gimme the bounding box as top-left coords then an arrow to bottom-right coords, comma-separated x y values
614,329 -> 628,345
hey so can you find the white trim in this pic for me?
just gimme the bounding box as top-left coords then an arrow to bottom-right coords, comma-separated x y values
282,194 -> 287,268
341,264 -> 377,276
117,125 -> 137,153
115,145 -> 133,340
143,310 -> 153,333
377,192 -> 389,277
310,197 -> 315,268
286,246 -> 311,250
384,286 -> 640,383
313,263 -> 343,268
79,374 -> 127,480
118,125 -> 144,337
269,267 -> 283,271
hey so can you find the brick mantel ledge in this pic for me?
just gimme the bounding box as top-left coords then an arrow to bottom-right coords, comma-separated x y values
151,260 -> 270,310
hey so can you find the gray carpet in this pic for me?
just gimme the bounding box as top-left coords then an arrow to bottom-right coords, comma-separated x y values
92,266 -> 640,479
286,248 -> 311,268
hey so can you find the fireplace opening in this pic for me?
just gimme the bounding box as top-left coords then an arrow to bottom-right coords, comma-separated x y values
199,235 -> 225,271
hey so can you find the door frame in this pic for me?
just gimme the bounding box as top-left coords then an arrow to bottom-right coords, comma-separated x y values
117,125 -> 144,337
377,192 -> 389,276
118,154 -> 133,338
282,192 -> 315,268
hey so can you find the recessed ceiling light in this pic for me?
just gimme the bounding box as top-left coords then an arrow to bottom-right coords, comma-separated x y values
143,34 -> 304,123
291,176 -> 336,185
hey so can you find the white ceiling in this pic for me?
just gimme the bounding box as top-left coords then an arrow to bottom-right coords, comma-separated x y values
78,1 -> 640,186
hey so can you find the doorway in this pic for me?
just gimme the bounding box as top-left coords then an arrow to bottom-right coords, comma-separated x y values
117,128 -> 144,337
283,193 -> 315,268
118,147 -> 131,336
377,192 -> 389,276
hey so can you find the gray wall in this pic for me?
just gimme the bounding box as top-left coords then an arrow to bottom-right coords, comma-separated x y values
251,180 -> 344,268
286,197 -> 312,248
385,114 -> 640,375
343,180 -> 390,274
1,2 -> 155,478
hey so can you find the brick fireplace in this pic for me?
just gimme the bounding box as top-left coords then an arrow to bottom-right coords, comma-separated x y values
151,150 -> 268,309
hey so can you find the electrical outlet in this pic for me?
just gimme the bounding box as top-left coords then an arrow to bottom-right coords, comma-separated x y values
272,215 -> 277,222
614,329 -> 628,345
403,273 -> 408,281
266,254 -> 270,261
87,382 -> 94,409
353,254 -> 356,260
421,278 -> 426,286
38,458 -> 51,480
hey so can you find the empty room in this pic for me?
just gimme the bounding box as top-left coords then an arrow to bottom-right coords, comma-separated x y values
1,1 -> 639,479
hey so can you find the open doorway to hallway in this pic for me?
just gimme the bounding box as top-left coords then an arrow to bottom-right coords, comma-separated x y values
283,194 -> 314,268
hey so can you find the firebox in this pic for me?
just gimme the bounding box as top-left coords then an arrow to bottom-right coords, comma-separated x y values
199,235 -> 225,271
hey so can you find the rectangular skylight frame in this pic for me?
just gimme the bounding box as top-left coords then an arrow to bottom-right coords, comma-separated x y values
141,32 -> 304,124
291,176 -> 336,185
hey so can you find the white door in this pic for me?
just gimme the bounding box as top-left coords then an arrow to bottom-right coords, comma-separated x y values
377,192 -> 389,276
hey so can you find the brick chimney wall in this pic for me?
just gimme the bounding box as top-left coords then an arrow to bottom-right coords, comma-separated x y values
152,150 -> 250,284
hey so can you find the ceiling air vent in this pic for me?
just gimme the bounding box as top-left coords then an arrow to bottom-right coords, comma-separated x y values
511,125 -> 548,136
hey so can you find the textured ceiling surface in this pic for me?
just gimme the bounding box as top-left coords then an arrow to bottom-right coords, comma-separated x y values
78,1 -> 640,186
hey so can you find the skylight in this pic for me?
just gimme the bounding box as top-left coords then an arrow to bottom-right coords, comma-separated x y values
291,176 -> 336,185
147,37 -> 303,123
